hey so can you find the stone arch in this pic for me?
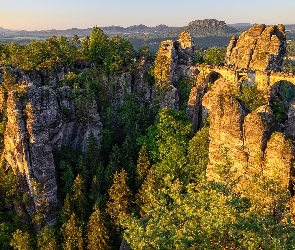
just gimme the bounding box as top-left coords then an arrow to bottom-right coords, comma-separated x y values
204,71 -> 222,85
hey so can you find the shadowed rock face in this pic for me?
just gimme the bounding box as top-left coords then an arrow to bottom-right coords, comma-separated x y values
226,24 -> 286,71
2,85 -> 102,226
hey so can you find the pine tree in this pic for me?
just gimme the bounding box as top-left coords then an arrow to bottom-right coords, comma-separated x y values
105,144 -> 123,190
136,169 -> 158,217
106,168 -> 132,227
60,160 -> 74,196
90,174 -> 106,208
71,174 -> 89,221
136,145 -> 151,183
86,132 -> 100,178
37,226 -> 57,250
87,205 -> 109,250
60,194 -> 72,224
10,229 -> 33,250
61,213 -> 83,250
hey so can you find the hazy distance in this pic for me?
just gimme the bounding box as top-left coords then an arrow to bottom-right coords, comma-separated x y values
1,0 -> 294,30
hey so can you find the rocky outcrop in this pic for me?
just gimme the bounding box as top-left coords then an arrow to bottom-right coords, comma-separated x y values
2,84 -> 102,225
263,132 -> 295,189
243,105 -> 275,165
226,24 -> 286,71
154,32 -> 195,87
186,86 -> 205,133
284,103 -> 295,140
153,32 -> 195,108
202,79 -> 248,181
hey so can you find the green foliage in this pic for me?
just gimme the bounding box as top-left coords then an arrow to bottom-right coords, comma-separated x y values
89,26 -> 108,66
61,213 -> 84,250
283,40 -> 295,73
136,145 -> 151,184
71,175 -> 89,222
235,84 -> 266,112
59,161 -> 75,196
104,35 -> 135,75
104,144 -> 123,190
137,44 -> 152,58
193,47 -> 205,64
54,145 -> 83,200
60,105 -> 71,118
204,46 -> 226,65
0,222 -> 14,250
270,98 -> 286,122
145,65 -> 155,86
86,132 -> 100,178
106,168 -> 133,227
36,226 -> 57,250
154,108 -> 192,181
122,178 -> 295,250
87,205 -> 109,250
10,229 -> 33,250
269,81 -> 295,122
177,76 -> 194,111
187,126 -> 210,181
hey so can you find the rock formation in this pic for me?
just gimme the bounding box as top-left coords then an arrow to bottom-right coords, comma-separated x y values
0,82 -> 102,225
243,105 -> 275,165
226,24 -> 286,71
153,31 -> 195,108
202,78 -> 248,181
187,24 -> 295,194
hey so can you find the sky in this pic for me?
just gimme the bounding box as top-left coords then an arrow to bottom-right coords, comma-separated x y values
0,0 -> 294,30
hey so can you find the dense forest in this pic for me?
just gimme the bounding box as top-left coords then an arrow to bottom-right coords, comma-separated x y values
1,26 -> 295,250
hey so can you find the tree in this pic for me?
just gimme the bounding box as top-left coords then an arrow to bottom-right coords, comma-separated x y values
89,26 -> 108,66
105,144 -> 123,190
204,46 -> 226,65
86,132 -> 100,178
71,174 -> 89,221
10,229 -> 33,250
106,168 -> 132,227
104,35 -> 135,74
136,145 -> 151,184
187,126 -> 210,182
61,213 -> 84,250
37,226 -> 57,250
87,205 -> 109,250
59,160 -> 74,196
60,194 -> 72,224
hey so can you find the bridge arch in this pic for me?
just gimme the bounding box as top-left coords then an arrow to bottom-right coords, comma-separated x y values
204,71 -> 222,85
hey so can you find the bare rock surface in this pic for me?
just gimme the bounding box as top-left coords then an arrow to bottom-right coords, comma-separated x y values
226,24 -> 286,71
2,84 -> 102,225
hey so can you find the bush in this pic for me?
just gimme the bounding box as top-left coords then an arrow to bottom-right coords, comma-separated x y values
235,84 -> 266,112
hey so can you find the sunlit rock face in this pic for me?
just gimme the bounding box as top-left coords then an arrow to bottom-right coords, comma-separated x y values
243,105 -> 276,165
2,84 -> 102,226
154,32 -> 195,108
202,78 -> 248,181
188,23 -> 295,193
226,24 -> 286,71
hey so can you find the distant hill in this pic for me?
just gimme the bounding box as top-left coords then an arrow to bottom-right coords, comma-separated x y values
1,19 -> 295,53
0,19 -> 238,40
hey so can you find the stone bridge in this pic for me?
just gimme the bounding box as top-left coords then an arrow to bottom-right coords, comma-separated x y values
197,65 -> 295,93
